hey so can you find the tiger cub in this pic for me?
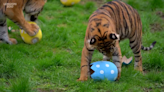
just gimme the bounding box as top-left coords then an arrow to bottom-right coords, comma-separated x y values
78,0 -> 156,81
0,0 -> 46,44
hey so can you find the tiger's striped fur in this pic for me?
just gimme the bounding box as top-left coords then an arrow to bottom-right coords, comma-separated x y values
0,0 -> 46,44
78,0 -> 156,81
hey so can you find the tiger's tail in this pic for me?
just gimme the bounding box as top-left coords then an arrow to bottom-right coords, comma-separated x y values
141,41 -> 156,51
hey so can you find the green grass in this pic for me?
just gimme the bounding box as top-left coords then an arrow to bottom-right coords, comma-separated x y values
0,0 -> 164,92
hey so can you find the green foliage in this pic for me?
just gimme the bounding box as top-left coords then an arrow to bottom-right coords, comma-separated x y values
146,71 -> 164,83
127,0 -> 164,11
149,0 -> 164,11
143,51 -> 164,70
10,77 -> 31,92
1,0 -> 164,92
84,2 -> 96,10
0,60 -> 17,78
36,54 -> 64,71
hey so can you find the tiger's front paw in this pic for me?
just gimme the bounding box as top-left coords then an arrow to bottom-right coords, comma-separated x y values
134,66 -> 143,73
27,23 -> 39,36
77,76 -> 88,81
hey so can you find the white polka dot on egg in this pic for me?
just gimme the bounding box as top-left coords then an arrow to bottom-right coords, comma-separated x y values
62,0 -> 67,3
71,2 -> 75,5
105,64 -> 109,67
32,38 -> 38,44
96,64 -> 100,68
21,37 -> 24,41
111,70 -> 115,74
24,31 -> 27,34
21,30 -> 23,33
100,70 -> 104,74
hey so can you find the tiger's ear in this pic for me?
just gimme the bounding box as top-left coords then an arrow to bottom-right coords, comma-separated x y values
90,38 -> 96,45
109,33 -> 119,40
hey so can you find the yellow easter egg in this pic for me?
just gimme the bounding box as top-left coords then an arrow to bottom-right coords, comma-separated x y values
20,22 -> 42,44
60,0 -> 81,6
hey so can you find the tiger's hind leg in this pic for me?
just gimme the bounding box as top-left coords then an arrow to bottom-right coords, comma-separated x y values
0,11 -> 17,44
129,38 -> 143,72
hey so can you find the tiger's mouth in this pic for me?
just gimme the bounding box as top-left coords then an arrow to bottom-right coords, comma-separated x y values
96,40 -> 116,55
97,47 -> 113,55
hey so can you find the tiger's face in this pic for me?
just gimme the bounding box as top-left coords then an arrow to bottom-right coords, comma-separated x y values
88,17 -> 119,55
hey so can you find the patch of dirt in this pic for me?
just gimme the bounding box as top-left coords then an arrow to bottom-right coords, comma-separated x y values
37,88 -> 55,92
150,23 -> 163,32
57,23 -> 67,27
46,16 -> 54,20
80,0 -> 106,7
143,69 -> 150,74
143,87 -> 152,92
80,0 -> 126,7
156,11 -> 164,19
37,88 -> 67,92
143,83 -> 164,92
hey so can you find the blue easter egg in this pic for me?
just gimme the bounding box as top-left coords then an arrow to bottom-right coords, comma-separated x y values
90,61 -> 118,81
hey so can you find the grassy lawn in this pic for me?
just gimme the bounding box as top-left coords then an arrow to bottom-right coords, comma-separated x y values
0,0 -> 164,92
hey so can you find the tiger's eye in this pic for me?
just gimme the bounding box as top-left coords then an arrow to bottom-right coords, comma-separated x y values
103,24 -> 109,28
91,28 -> 94,32
109,33 -> 118,40
90,38 -> 96,44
